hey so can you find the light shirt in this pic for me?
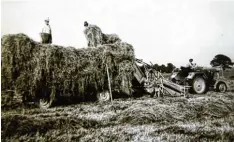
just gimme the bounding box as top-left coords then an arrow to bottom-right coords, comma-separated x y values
42,24 -> 51,34
186,62 -> 196,68
83,24 -> 103,47
84,24 -> 102,35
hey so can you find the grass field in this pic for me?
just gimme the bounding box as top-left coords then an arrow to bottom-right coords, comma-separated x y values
2,91 -> 234,142
224,68 -> 234,79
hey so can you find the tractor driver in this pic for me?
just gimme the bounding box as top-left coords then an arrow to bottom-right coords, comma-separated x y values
187,59 -> 197,69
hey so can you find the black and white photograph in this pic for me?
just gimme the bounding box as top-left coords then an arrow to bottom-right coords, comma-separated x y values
1,0 -> 234,141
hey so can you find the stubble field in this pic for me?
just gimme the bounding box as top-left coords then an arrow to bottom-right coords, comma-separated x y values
2,91 -> 234,142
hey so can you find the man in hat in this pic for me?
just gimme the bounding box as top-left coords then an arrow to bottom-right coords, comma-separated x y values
83,21 -> 103,47
41,18 -> 52,44
187,58 -> 197,69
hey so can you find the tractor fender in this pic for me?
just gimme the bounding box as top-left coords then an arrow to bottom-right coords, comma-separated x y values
187,72 -> 206,80
187,72 -> 196,79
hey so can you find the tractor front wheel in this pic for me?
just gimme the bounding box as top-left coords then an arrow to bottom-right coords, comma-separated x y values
192,76 -> 207,94
216,82 -> 227,93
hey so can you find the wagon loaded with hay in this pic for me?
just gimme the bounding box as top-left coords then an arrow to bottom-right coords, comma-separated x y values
1,33 -> 135,108
2,26 -> 190,109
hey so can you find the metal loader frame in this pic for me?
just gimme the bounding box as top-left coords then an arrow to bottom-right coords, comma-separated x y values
134,59 -> 190,97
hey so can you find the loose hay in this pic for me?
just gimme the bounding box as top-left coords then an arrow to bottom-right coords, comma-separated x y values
83,24 -> 121,47
1,33 -> 135,108
84,24 -> 103,47
2,92 -> 234,141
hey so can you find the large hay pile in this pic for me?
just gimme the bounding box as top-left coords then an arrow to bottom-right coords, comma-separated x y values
1,33 -> 135,108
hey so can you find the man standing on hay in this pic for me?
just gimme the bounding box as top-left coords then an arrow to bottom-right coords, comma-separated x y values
83,21 -> 103,47
41,18 -> 52,44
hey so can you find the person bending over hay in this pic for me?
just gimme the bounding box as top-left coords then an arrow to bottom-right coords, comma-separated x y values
83,21 -> 103,47
83,21 -> 121,47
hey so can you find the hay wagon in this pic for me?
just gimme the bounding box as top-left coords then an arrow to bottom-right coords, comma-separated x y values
38,58 -> 189,108
1,34 -> 137,109
2,34 -> 189,109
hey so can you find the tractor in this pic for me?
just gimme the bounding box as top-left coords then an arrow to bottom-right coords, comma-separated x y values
170,66 -> 229,94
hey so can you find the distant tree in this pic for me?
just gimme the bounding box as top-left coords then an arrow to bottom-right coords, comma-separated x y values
159,64 -> 167,73
167,63 -> 175,73
210,54 -> 234,70
153,63 -> 159,71
153,63 -> 176,73
173,68 -> 180,72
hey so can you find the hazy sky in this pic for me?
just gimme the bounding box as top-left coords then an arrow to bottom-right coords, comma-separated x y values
1,0 -> 234,67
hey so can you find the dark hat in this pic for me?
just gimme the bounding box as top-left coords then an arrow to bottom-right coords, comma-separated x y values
84,21 -> 88,26
189,59 -> 193,62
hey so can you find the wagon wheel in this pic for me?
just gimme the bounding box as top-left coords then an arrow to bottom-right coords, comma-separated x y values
39,87 -> 55,109
97,91 -> 110,102
39,96 -> 51,109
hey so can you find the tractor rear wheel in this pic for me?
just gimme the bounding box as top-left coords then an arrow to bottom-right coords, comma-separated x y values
192,76 -> 207,94
97,91 -> 110,102
216,82 -> 227,93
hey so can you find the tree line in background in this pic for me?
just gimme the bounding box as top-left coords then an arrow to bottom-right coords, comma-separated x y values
148,54 -> 234,73
152,63 -> 176,73
210,54 -> 234,70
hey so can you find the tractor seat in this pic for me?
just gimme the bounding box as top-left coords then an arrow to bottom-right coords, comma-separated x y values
180,66 -> 192,72
180,66 -> 193,77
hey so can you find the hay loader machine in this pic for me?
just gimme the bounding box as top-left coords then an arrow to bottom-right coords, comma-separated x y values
132,59 -> 190,97
97,59 -> 190,102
